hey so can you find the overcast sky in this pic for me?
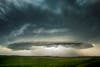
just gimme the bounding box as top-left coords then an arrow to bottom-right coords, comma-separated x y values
0,0 -> 100,45
0,0 -> 100,56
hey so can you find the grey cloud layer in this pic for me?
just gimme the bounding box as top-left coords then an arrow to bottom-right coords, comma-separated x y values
0,0 -> 100,44
0,0 -> 100,56
0,0 -> 63,37
0,45 -> 100,56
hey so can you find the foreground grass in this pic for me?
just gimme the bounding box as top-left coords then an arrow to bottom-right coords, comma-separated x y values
0,56 -> 100,67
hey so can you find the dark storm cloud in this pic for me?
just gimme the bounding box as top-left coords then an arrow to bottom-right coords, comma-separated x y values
0,0 -> 100,56
0,0 -> 64,43
62,0 -> 100,41
0,0 -> 100,44
8,42 -> 94,50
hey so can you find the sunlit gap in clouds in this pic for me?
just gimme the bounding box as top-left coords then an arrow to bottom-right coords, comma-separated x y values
31,45 -> 79,57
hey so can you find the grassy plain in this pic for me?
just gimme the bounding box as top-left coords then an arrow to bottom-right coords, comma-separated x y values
0,56 -> 100,67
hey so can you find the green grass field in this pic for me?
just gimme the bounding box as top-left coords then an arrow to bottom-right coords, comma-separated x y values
0,56 -> 100,67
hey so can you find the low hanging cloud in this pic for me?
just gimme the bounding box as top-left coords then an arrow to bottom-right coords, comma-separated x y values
0,45 -> 31,56
79,45 -> 100,56
0,44 -> 100,57
0,45 -> 79,57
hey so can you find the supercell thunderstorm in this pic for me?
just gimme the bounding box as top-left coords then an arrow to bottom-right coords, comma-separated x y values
0,0 -> 100,57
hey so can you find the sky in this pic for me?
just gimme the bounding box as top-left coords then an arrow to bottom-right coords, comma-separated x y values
0,0 -> 100,56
